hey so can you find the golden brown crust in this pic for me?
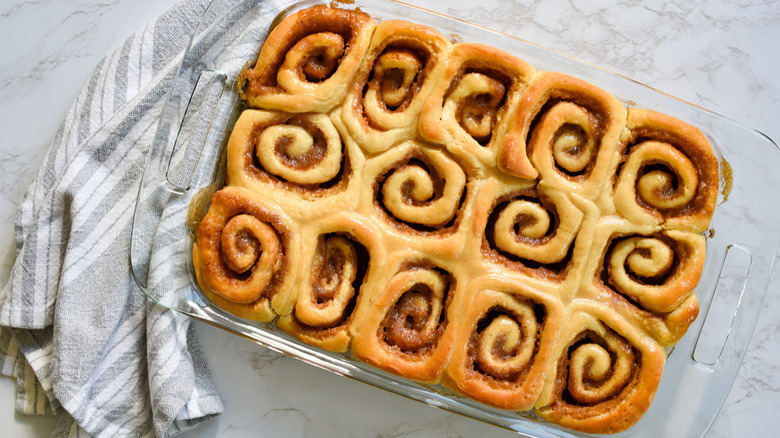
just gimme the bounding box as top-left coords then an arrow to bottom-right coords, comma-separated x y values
480,181 -> 583,272
241,5 -> 375,113
441,276 -> 564,411
610,108 -> 719,233
276,214 -> 383,353
193,186 -> 300,321
362,140 -> 468,239
500,72 -> 627,191
472,178 -> 601,301
350,255 -> 461,383
535,301 -> 666,434
340,20 -> 451,153
225,108 -> 366,219
418,43 -> 535,173
191,4 -> 720,434
579,216 -> 703,346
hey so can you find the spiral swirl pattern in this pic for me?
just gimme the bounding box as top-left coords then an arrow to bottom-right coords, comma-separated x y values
241,5 -> 375,113
193,187 -> 299,322
341,20 -> 450,153
449,73 -> 506,139
614,109 -> 719,232
537,103 -> 598,174
295,235 -> 359,329
633,143 -> 698,208
275,214 -> 384,352
419,43 -> 535,169
219,214 -> 281,279
276,230 -> 372,353
473,309 -> 539,378
500,72 -> 627,194
450,72 -> 506,142
485,188 -> 582,271
352,262 -> 456,383
575,216 -> 705,346
227,110 -> 349,194
601,229 -> 705,326
536,307 -> 665,434
382,268 -> 449,353
566,333 -> 634,405
366,49 -> 423,111
443,281 -> 562,411
195,189 -> 285,304
374,143 -> 467,232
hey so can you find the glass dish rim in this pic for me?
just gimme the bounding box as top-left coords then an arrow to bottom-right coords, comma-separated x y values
129,1 -> 780,437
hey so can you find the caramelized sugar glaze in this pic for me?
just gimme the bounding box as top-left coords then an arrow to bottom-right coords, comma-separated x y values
194,4 -> 719,434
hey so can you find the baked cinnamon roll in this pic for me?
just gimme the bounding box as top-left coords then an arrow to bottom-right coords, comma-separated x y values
193,187 -> 300,322
351,257 -> 459,383
240,5 -> 375,113
418,43 -> 535,172
226,109 -> 364,214
365,141 -> 468,238
535,301 -> 665,434
478,179 -> 587,287
612,109 -> 718,233
581,216 -> 703,346
276,214 -> 382,353
499,72 -> 627,193
442,276 -> 563,411
340,20 -> 451,153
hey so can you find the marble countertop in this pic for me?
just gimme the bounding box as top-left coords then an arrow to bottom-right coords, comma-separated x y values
1,0 -> 778,437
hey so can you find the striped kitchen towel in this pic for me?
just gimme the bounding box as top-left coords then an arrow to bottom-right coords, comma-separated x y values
0,0 -> 280,436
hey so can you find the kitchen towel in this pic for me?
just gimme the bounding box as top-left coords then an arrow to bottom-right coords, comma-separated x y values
0,0 -> 281,436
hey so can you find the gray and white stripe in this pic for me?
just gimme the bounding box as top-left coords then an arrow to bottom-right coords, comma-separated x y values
0,0 -> 285,435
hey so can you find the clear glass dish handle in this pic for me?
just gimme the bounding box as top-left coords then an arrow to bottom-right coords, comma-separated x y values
643,120 -> 780,437
131,0 -> 234,294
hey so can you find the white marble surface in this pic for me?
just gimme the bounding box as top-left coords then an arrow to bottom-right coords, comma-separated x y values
1,0 -> 778,437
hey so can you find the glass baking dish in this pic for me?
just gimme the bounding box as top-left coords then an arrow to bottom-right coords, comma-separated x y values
129,0 -> 780,436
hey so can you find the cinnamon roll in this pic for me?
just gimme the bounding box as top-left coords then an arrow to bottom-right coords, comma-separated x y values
500,72 -> 627,192
581,216 -> 703,346
535,301 -> 665,434
479,179 -> 587,287
240,5 -> 375,113
192,186 -> 299,322
612,109 -> 719,232
442,276 -> 563,411
351,257 -> 459,383
226,109 -> 364,214
366,141 -> 468,238
340,20 -> 451,153
276,214 -> 382,353
418,43 -> 535,172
